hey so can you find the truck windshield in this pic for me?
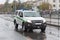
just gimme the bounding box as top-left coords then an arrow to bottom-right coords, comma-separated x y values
24,12 -> 41,17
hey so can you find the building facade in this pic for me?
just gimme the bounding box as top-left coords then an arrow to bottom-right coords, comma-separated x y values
44,0 -> 60,10
27,0 -> 60,10
36,0 -> 60,10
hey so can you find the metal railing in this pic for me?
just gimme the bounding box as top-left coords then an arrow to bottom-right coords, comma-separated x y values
41,11 -> 60,26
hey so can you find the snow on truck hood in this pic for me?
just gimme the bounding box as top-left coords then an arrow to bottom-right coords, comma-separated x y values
24,17 -> 46,23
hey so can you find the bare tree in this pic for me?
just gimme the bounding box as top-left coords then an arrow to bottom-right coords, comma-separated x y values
3,0 -> 9,12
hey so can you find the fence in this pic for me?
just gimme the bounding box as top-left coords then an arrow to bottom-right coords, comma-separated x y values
41,11 -> 60,26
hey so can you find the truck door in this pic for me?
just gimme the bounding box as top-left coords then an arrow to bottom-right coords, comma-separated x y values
17,12 -> 23,26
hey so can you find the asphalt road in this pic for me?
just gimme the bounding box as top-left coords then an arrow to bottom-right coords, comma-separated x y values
0,14 -> 60,40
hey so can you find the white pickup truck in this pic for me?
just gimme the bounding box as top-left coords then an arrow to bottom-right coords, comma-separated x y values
14,10 -> 47,32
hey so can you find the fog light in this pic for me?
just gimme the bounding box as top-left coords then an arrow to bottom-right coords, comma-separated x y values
28,24 -> 30,26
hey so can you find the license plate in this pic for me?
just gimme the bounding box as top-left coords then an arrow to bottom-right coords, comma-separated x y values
35,23 -> 41,25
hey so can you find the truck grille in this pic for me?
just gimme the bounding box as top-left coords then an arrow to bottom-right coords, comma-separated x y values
32,20 -> 43,23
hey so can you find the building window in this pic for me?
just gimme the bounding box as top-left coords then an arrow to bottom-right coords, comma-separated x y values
53,4 -> 55,7
53,0 -> 55,2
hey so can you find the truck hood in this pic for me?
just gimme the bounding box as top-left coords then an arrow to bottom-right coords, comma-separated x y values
24,17 -> 46,23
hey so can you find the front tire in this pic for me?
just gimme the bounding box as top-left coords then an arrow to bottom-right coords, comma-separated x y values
14,20 -> 18,30
41,26 -> 46,33
15,23 -> 18,30
29,28 -> 33,32
14,19 -> 16,25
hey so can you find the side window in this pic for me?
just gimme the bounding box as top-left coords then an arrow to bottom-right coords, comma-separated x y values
19,12 -> 23,17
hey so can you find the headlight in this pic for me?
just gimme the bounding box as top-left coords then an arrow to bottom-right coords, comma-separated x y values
27,20 -> 32,23
43,20 -> 46,23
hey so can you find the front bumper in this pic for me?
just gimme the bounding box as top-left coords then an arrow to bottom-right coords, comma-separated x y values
25,22 -> 47,29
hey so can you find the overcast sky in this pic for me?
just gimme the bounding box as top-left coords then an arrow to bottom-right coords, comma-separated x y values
0,0 -> 27,4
